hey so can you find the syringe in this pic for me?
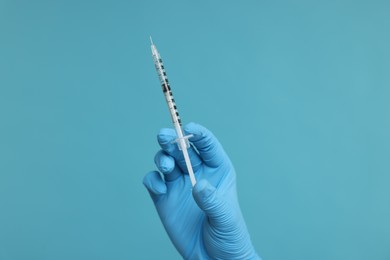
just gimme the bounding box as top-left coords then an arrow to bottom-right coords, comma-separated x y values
150,37 -> 197,187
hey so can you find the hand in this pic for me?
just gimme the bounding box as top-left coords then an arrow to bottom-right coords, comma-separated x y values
143,123 -> 260,259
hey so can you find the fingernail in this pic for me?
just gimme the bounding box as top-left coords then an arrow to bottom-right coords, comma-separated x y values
195,179 -> 214,199
157,129 -> 176,144
183,122 -> 197,134
160,160 -> 171,173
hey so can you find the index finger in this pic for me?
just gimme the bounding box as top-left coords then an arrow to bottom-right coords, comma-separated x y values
157,128 -> 203,173
183,122 -> 227,168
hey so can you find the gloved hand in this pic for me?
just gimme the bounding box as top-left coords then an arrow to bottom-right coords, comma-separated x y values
143,122 -> 260,259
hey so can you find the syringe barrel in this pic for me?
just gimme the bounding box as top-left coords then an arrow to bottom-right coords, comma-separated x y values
151,44 -> 183,126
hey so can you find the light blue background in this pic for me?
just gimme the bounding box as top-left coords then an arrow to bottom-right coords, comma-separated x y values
1,0 -> 389,259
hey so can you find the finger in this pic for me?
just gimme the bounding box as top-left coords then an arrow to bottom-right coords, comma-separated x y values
157,128 -> 202,173
192,179 -> 231,226
143,171 -> 167,202
154,150 -> 182,182
192,179 -> 257,259
183,122 -> 226,167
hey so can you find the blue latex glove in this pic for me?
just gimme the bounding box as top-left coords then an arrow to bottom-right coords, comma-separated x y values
143,122 -> 260,259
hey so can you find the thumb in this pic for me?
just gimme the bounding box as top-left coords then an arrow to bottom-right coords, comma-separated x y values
193,180 -> 259,259
192,179 -> 231,227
